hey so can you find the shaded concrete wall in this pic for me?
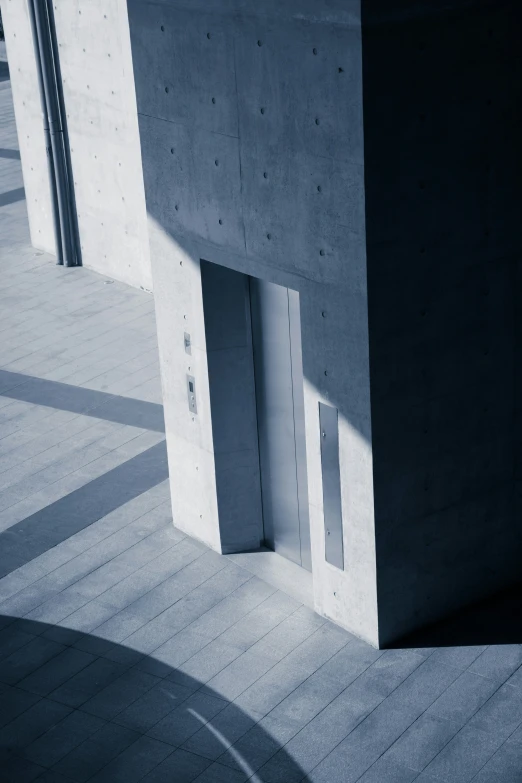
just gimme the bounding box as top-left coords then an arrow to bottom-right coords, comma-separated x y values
363,0 -> 522,644
128,0 -> 379,645
200,260 -> 264,553
3,0 -> 151,290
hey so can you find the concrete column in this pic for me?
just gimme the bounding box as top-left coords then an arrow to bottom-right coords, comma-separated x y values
2,0 -> 56,253
129,0 -> 521,647
51,0 -> 151,289
4,0 -> 151,289
129,0 -> 379,645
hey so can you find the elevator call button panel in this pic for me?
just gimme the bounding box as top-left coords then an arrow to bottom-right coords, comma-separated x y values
187,375 -> 197,414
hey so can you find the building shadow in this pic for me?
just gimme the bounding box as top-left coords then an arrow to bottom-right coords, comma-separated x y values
0,441 -> 169,578
0,614 -> 310,781
0,186 -> 25,207
0,148 -> 20,160
0,370 -> 165,433
392,580 -> 522,649
0,369 -> 167,577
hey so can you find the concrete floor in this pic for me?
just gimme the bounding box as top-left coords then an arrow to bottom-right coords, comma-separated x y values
1,42 -> 522,783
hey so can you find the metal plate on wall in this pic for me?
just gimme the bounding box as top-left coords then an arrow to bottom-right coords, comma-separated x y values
187,374 -> 197,414
184,332 -> 192,354
319,402 -> 344,570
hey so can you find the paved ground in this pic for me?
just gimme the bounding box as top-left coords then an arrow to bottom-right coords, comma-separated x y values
1,40 -> 522,783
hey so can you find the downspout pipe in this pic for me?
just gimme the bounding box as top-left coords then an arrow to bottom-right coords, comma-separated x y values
44,0 -> 81,266
27,0 -> 62,264
29,0 -> 76,266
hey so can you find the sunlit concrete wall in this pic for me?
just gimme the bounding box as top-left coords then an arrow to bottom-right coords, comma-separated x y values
3,0 -> 151,290
128,0 -> 379,646
2,0 -> 55,252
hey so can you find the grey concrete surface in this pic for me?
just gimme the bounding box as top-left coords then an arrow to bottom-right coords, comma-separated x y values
363,1 -> 522,644
129,0 -> 377,645
1,0 -> 151,290
128,0 -> 522,647
2,52 -> 522,783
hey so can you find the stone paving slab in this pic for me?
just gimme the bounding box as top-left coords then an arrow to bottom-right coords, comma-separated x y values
1,41 -> 522,783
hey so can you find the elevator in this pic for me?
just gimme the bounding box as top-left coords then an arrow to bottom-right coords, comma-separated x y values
201,261 -> 312,571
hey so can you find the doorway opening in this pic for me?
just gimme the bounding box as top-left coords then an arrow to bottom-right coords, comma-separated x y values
201,260 -> 311,572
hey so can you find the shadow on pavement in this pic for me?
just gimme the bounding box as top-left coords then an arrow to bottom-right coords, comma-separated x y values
0,370 -> 165,433
0,367 -> 168,576
0,441 -> 169,579
393,581 -> 522,649
0,148 -> 20,160
0,186 -> 25,207
0,614 -> 310,782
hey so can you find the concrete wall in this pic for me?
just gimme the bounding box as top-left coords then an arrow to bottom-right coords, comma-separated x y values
2,0 -> 55,252
128,0 -> 379,645
363,0 -> 522,644
2,0 -> 151,290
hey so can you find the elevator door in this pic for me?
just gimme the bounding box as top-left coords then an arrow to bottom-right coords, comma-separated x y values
249,279 -> 312,571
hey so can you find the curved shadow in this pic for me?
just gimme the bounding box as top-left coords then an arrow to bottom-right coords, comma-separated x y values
0,614 -> 310,782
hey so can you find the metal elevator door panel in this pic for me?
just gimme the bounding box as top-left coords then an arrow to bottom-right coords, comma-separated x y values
249,278 -> 312,571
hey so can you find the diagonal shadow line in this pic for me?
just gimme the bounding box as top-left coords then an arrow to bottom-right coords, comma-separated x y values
0,187 -> 25,207
0,369 -> 165,433
0,440 -> 169,579
0,148 -> 20,160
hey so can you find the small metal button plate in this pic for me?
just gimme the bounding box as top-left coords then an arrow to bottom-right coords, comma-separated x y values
184,332 -> 191,354
187,374 -> 197,414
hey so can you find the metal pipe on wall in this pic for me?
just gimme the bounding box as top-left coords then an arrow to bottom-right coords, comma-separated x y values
28,0 -> 78,266
27,0 -> 62,263
44,0 -> 81,266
